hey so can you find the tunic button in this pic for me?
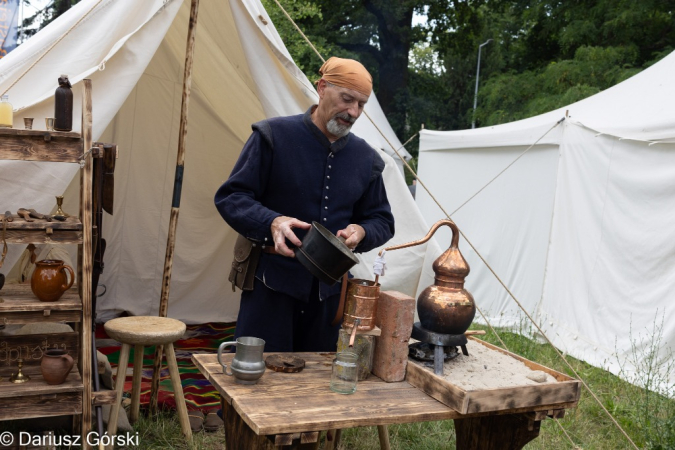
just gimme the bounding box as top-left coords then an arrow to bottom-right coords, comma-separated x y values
323,218 -> 327,222
326,186 -> 329,189
328,165 -> 332,169
327,176 -> 330,179
324,206 -> 327,210
325,196 -> 328,200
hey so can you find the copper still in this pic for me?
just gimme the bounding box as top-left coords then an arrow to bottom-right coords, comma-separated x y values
384,219 -> 476,336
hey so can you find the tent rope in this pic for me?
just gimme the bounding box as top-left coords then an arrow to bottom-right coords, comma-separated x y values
450,117 -> 564,216
0,0 -> 105,97
269,2 -> 637,448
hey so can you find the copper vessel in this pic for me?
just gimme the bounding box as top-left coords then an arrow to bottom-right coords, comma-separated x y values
384,219 -> 475,335
343,279 -> 380,331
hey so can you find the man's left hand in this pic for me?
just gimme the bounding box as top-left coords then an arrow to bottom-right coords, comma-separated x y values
337,224 -> 365,250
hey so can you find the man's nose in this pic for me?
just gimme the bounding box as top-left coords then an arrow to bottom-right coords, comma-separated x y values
347,104 -> 360,120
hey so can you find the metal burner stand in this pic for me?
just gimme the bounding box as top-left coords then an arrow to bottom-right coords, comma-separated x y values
410,322 -> 468,375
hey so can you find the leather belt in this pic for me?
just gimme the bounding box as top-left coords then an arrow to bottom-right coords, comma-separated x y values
262,246 -> 279,255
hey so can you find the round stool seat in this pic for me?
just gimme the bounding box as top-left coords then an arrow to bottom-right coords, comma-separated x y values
104,316 -> 186,346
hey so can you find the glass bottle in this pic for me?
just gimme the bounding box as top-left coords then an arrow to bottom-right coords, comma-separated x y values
54,75 -> 73,132
0,95 -> 13,128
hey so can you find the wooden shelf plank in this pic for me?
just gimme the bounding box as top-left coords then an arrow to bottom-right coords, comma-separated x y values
0,371 -> 83,398
4,216 -> 82,230
0,285 -> 81,312
0,371 -> 83,420
0,129 -> 82,163
4,230 -> 83,244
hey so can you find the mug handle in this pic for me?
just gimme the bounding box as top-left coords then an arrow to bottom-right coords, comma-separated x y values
60,264 -> 75,292
217,342 -> 237,376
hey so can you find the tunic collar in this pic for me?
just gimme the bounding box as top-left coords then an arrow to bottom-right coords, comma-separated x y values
303,106 -> 351,153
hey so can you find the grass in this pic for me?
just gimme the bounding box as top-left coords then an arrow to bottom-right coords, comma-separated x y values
123,323 -> 675,450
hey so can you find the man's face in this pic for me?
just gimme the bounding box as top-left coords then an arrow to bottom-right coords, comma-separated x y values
316,80 -> 369,139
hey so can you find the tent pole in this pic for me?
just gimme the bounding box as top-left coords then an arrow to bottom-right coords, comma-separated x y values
150,0 -> 200,416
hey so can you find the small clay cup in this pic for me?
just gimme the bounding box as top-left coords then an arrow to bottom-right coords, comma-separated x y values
41,349 -> 74,385
31,259 -> 75,302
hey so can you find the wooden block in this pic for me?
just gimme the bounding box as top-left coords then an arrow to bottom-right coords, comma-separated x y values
372,291 -> 415,382
275,433 -> 300,445
337,329 -> 374,381
301,432 -> 319,443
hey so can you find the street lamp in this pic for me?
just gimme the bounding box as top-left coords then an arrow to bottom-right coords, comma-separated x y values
472,38 -> 492,129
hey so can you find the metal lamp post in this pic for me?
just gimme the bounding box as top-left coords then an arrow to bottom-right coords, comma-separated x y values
472,39 -> 493,129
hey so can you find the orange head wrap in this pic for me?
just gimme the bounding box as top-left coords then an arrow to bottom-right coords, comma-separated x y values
319,57 -> 373,97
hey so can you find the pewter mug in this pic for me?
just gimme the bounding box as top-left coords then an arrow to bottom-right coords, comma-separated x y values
217,336 -> 266,385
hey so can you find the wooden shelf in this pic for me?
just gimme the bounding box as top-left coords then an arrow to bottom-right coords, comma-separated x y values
0,285 -> 82,324
0,128 -> 82,163
0,79 -> 94,447
3,215 -> 83,244
0,371 -> 83,420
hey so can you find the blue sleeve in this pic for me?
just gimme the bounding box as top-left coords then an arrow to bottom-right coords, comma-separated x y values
352,156 -> 395,253
214,130 -> 281,242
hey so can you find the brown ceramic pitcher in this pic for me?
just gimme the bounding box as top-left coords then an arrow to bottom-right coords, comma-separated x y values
41,349 -> 75,385
31,259 -> 75,302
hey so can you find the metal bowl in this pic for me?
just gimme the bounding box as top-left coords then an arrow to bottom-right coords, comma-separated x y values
294,222 -> 359,286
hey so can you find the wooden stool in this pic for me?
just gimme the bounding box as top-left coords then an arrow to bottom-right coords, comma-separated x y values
104,316 -> 192,443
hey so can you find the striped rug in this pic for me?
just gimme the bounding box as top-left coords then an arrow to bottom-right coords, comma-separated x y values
96,322 -> 235,412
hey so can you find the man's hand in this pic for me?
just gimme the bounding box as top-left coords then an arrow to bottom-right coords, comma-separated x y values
337,224 -> 365,250
271,216 -> 311,257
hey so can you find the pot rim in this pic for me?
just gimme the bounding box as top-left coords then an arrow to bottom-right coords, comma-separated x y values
311,222 -> 359,264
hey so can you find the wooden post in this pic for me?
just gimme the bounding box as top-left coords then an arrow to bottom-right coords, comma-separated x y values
80,79 -> 94,450
150,0 -> 200,415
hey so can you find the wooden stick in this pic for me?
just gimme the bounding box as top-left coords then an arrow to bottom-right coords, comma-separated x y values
81,79 -> 94,450
465,330 -> 487,336
150,0 -> 200,415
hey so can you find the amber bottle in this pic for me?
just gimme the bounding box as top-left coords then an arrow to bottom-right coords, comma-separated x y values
54,75 -> 73,131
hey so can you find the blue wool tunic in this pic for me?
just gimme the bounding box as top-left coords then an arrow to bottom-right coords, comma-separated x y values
214,107 -> 395,350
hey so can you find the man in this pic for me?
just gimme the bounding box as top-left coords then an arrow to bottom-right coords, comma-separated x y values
214,57 -> 395,352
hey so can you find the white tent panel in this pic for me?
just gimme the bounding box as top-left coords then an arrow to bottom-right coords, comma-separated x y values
416,144 -> 560,326
539,125 -> 675,379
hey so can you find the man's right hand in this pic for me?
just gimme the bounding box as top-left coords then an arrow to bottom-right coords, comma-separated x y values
271,216 -> 311,257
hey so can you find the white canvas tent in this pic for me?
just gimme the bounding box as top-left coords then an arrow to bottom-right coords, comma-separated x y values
0,0 -> 439,324
417,51 -> 675,390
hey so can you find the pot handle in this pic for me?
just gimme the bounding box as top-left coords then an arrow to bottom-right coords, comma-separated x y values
60,264 -> 75,292
217,342 -> 237,376
61,353 -> 74,369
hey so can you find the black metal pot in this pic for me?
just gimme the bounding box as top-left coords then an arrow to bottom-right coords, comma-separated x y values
295,222 -> 359,286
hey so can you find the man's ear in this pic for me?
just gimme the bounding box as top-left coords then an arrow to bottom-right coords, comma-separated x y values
316,78 -> 327,98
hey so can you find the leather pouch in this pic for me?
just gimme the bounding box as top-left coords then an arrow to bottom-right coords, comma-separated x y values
229,234 -> 262,292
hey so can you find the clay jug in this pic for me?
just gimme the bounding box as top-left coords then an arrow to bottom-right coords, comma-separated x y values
41,349 -> 74,385
31,259 -> 75,302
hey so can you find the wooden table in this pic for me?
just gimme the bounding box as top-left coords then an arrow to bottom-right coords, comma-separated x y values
193,353 -> 578,449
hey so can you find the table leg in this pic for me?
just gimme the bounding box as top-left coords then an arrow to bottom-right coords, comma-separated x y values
454,413 -> 540,450
223,399 -> 276,449
377,425 -> 391,450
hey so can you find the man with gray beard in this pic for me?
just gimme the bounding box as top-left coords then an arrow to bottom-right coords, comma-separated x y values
214,57 -> 395,352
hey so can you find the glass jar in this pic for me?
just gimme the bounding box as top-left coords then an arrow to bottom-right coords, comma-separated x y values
330,351 -> 358,394
0,95 -> 13,128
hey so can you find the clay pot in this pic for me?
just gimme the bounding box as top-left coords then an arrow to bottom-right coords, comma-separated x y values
31,259 -> 74,302
41,349 -> 74,385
